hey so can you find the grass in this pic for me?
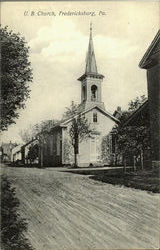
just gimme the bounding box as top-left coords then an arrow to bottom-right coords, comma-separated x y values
66,167 -> 160,193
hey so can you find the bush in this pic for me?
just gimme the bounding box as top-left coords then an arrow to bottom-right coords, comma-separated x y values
1,175 -> 33,250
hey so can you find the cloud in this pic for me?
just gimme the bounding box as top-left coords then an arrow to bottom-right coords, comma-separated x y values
29,19 -> 85,55
95,35 -> 138,59
27,19 -> 139,120
2,1 -> 158,143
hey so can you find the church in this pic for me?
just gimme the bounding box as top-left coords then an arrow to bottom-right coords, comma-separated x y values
38,24 -> 119,167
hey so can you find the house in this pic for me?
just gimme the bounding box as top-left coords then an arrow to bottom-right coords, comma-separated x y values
11,145 -> 23,163
139,29 -> 160,167
116,30 -> 160,168
9,139 -> 39,165
21,138 -> 39,164
39,24 -> 119,167
124,100 -> 149,127
0,142 -> 17,162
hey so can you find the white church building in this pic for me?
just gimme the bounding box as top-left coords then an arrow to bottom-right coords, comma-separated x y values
39,24 -> 119,167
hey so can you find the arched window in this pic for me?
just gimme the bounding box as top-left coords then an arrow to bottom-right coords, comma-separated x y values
82,85 -> 86,101
91,85 -> 97,101
93,112 -> 97,123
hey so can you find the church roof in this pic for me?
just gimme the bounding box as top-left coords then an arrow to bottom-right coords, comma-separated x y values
85,23 -> 98,74
61,105 -> 119,126
124,100 -> 148,126
78,23 -> 104,81
139,29 -> 160,69
21,138 -> 38,149
37,105 -> 119,136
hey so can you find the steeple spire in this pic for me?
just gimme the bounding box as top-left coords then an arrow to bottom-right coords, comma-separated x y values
90,22 -> 92,38
85,22 -> 98,74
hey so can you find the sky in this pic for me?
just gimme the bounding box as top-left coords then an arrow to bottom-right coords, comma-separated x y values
1,1 -> 159,143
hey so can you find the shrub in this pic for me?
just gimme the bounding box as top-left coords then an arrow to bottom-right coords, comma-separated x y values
1,175 -> 33,250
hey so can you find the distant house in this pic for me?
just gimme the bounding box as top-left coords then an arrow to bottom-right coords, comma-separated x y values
11,145 -> 23,163
38,25 -> 119,167
21,138 -> 39,164
9,139 -> 39,165
139,29 -> 160,167
1,142 -> 17,162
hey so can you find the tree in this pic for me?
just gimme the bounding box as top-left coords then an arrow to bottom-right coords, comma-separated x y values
69,114 -> 91,167
62,101 -> 80,120
0,26 -> 33,131
114,96 -> 150,170
101,134 -> 113,164
128,95 -> 147,112
63,101 -> 91,167
20,120 -> 58,143
1,175 -> 33,249
27,143 -> 39,164
19,125 -> 34,144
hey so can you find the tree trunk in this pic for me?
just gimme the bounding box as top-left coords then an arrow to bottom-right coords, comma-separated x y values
74,136 -> 79,167
74,152 -> 78,168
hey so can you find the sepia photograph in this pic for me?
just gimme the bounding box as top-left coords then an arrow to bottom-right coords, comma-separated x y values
1,1 -> 160,249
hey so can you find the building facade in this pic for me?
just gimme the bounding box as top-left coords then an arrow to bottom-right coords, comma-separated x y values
11,145 -> 22,162
21,138 -> 39,164
39,25 -> 119,167
0,142 -> 17,162
139,30 -> 160,167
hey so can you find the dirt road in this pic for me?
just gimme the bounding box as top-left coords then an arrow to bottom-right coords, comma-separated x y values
1,165 -> 160,250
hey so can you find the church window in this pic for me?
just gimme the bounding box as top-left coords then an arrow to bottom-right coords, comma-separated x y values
93,112 -> 97,123
91,85 -> 97,101
82,85 -> 86,101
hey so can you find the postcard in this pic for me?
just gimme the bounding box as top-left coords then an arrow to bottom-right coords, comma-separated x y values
1,1 -> 160,250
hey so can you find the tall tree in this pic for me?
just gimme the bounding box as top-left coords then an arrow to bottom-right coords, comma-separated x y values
63,101 -> 91,167
19,120 -> 58,143
114,96 -> 150,170
27,143 -> 39,164
62,101 -> 80,120
69,114 -> 91,167
128,95 -> 147,112
0,26 -> 33,131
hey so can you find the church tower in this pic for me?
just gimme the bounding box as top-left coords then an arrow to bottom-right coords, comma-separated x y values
78,23 -> 105,111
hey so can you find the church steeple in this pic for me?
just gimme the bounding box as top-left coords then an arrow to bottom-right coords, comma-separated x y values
85,23 -> 98,74
77,24 -> 105,111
